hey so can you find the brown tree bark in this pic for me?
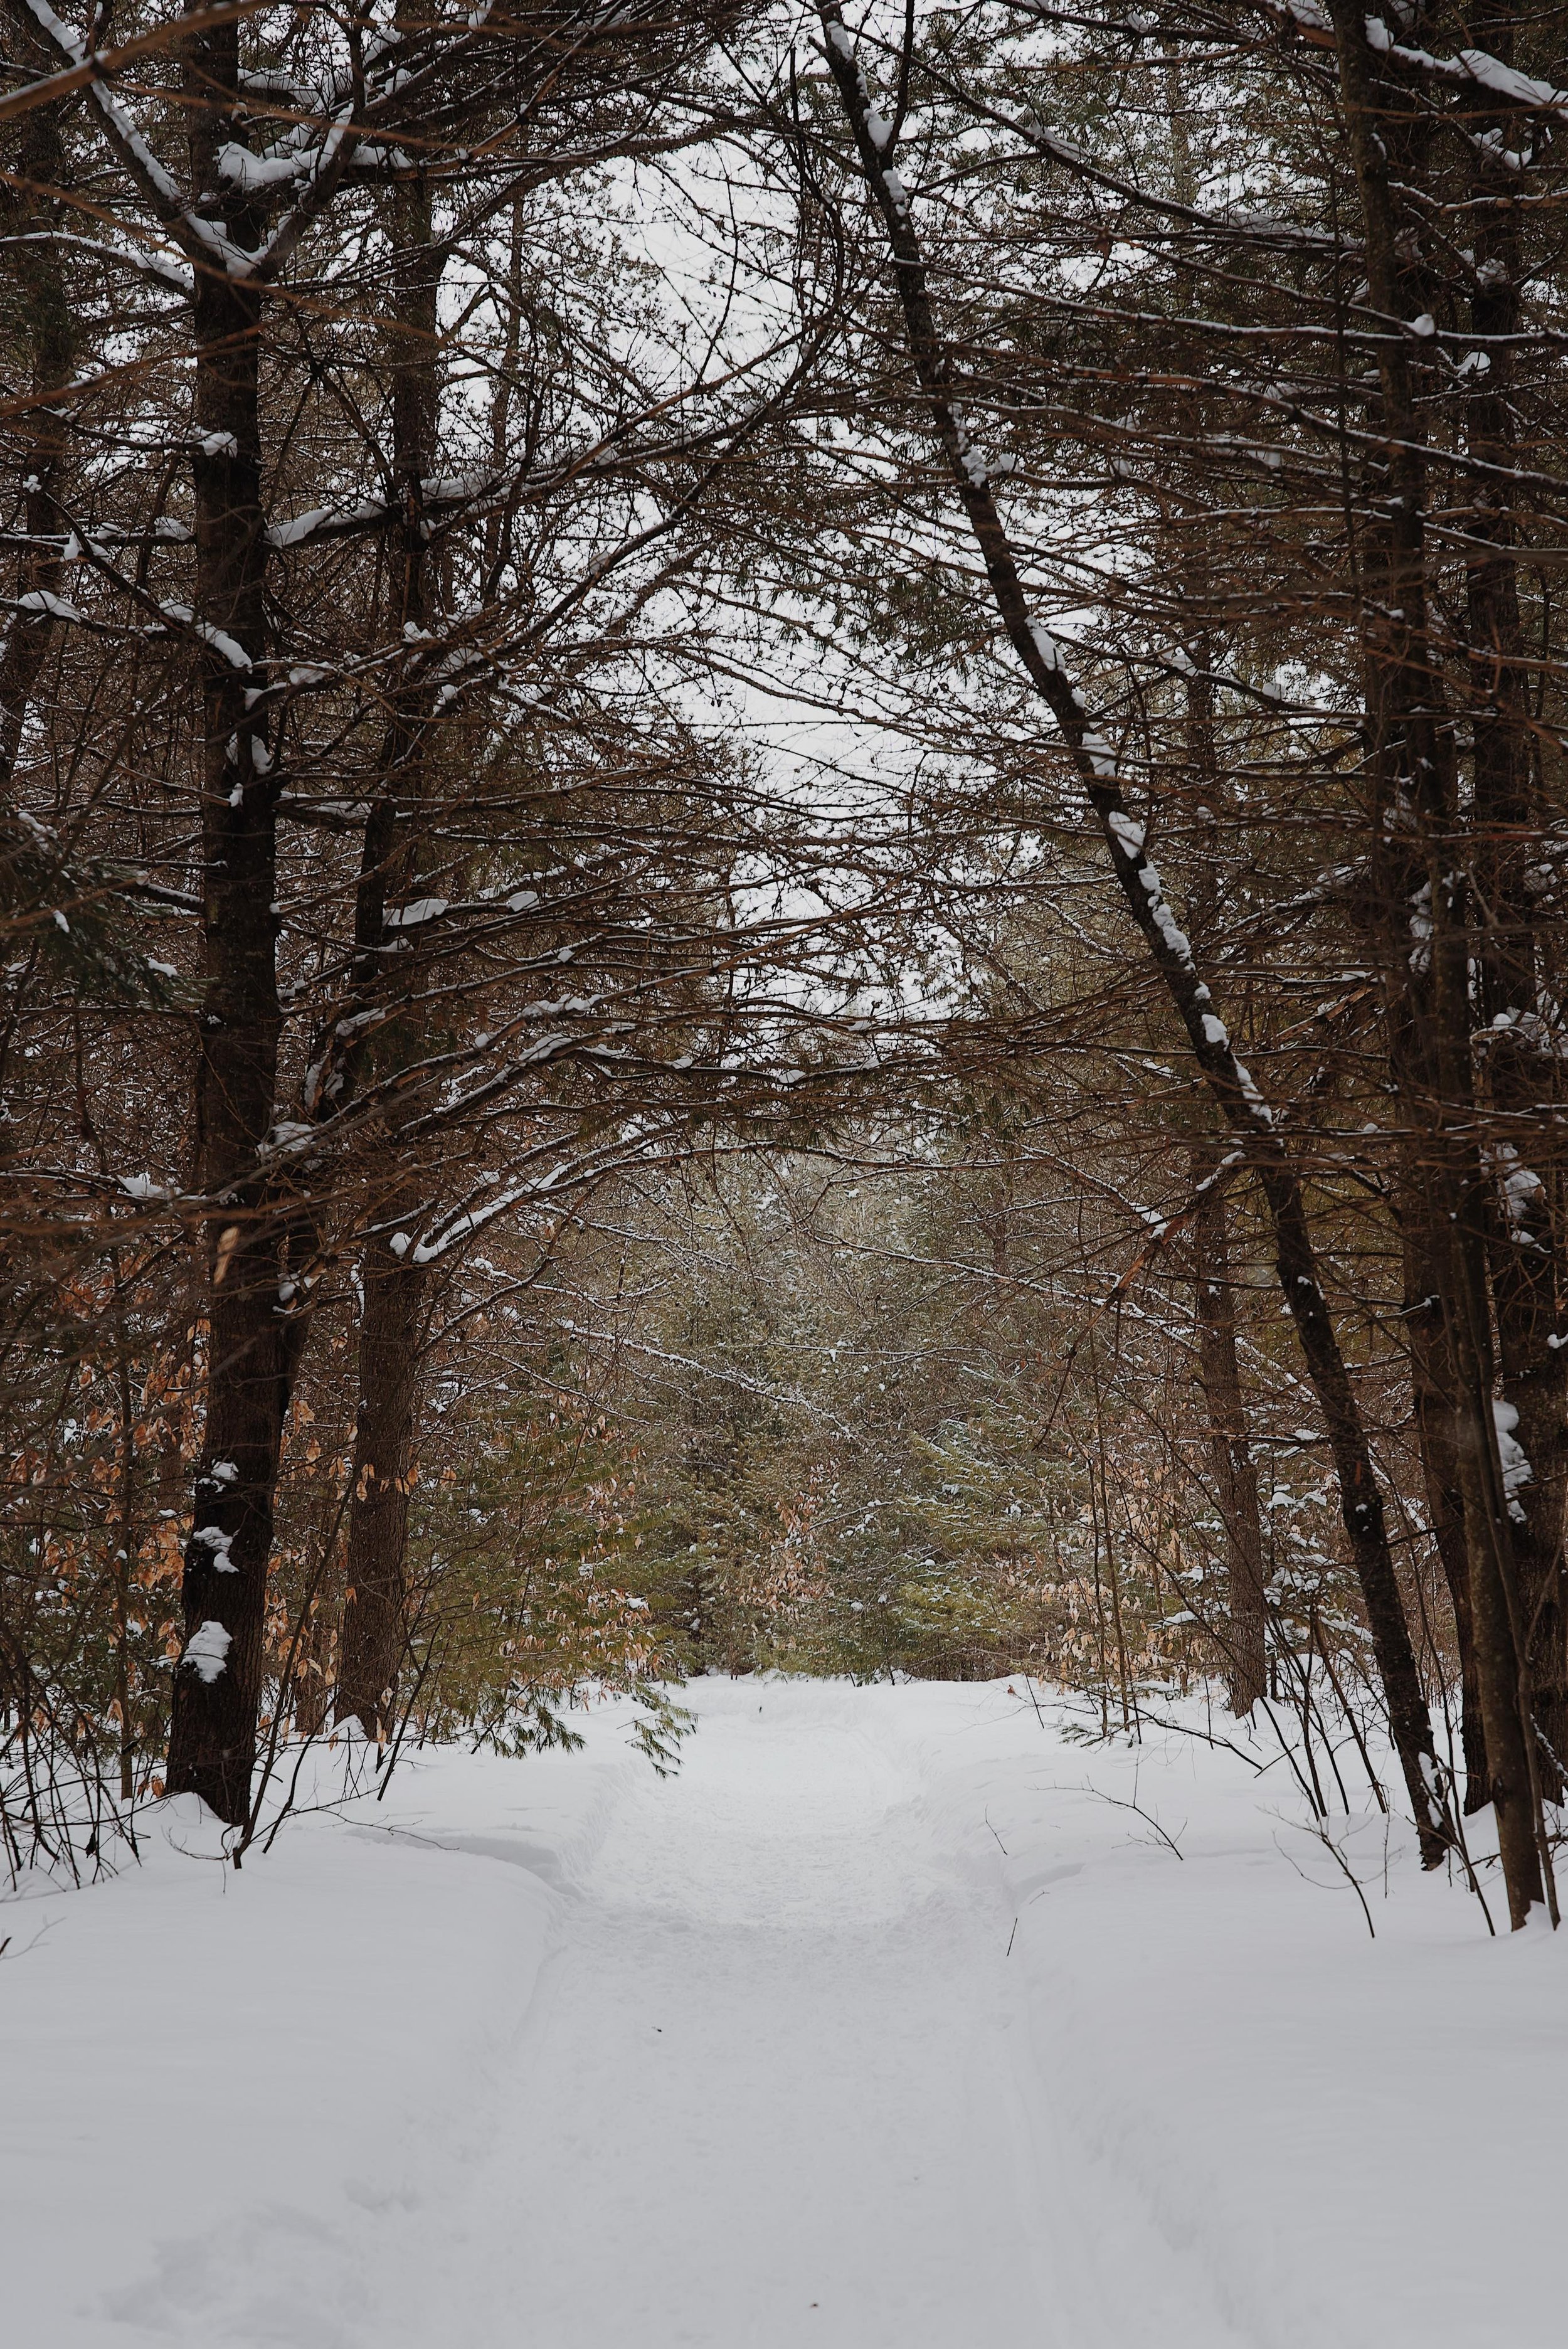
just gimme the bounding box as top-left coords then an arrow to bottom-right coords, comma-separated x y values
165,14 -> 305,1823
1192,1156 -> 1268,1714
0,58 -> 78,1163
334,155 -> 442,1740
337,1244 -> 429,1737
1401,1238 -> 1488,1805
1170,587 -> 1266,1717
1463,3 -> 1568,1800
1328,0 -> 1549,1921
1257,2 -> 1493,1815
1442,1191 -> 1549,1919
0,68 -> 76,802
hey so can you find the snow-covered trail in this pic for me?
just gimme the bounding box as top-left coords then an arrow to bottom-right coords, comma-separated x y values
393,1692 -> 1057,2347
13,1677 -> 1567,2348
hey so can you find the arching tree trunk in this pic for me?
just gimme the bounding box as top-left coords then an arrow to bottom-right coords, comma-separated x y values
821,0 -> 1452,1867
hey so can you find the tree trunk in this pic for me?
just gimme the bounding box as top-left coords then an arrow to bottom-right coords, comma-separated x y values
165,18 -> 304,1825
0,66 -> 78,1153
0,73 -> 77,800
1401,1233 -> 1488,1805
1170,577 -> 1266,1717
1192,1157 -> 1268,1714
1315,6 -> 1495,1814
337,1247 -> 430,1738
1465,3 -> 1568,1801
1441,1188 -> 1547,1922
334,156 -> 442,1740
1489,1210 -> 1568,1802
1327,0 -> 1549,1920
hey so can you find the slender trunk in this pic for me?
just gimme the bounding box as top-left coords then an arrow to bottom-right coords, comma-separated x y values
165,18 -> 304,1825
0,68 -> 78,926
1175,635 -> 1267,1717
292,1602 -> 335,1742
1489,1199 -> 1568,1801
337,1249 -> 428,1736
1401,1232 -> 1488,1804
1088,1463 -> 1111,1740
820,4 -> 1451,1863
1444,1202 -> 1549,1919
0,112 -> 75,764
334,157 -> 442,1739
1192,1155 -> 1268,1713
113,1287 -> 139,1804
1099,1463 -> 1134,1734
1464,4 -> 1568,1800
482,190 -> 526,594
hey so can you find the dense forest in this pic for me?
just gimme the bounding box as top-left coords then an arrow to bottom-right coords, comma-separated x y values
4,0 -> 1568,1934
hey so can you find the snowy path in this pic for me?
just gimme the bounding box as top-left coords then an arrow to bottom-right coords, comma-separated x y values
396,1695 -> 1052,2348
9,1677 -> 1568,2348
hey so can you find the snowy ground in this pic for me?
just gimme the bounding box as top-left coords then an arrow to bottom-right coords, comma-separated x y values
4,1678 -> 1564,2347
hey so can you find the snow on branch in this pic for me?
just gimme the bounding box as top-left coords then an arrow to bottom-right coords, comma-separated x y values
1274,0 -> 1568,129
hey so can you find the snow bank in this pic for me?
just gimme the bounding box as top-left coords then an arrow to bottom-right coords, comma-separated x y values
0,1731 -> 638,2346
873,1678 -> 1566,2349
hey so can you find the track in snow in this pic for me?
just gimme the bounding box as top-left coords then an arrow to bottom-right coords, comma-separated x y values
396,1687 -> 1055,2348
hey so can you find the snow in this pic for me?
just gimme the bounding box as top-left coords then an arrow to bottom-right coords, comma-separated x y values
383,897 -> 448,929
1493,1399 -> 1534,1522
4,1681 -> 1565,2346
1147,889 -> 1195,967
1232,1054 -> 1276,1125
1081,730 -> 1118,779
16,588 -> 83,623
377,1174 -> 563,1273
216,144 -> 302,192
157,604 -> 252,671
1493,1145 -> 1545,1234
1360,18 -> 1568,122
268,506 -> 336,549
1027,619 -> 1061,672
179,1619 -> 231,1682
